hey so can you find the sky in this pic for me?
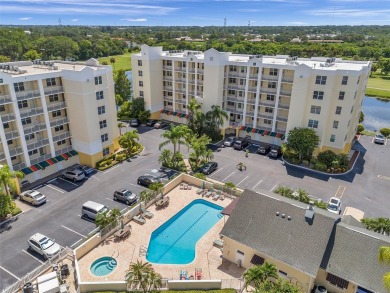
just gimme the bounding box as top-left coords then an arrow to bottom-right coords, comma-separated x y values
1,0 -> 389,26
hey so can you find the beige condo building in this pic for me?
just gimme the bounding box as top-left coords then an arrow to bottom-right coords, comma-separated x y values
0,59 -> 119,183
132,45 -> 370,153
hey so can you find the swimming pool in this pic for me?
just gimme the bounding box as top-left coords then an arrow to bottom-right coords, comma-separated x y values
146,199 -> 223,264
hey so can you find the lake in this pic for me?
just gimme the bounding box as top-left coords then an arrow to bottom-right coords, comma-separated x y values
362,97 -> 390,131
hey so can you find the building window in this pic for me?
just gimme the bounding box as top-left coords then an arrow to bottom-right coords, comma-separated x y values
264,119 -> 272,125
98,106 -> 105,115
57,139 -> 66,146
96,91 -> 104,100
18,100 -> 28,109
7,139 -> 13,145
101,133 -> 108,143
52,110 -> 61,117
333,121 -> 339,129
335,106 -> 342,115
28,149 -> 38,155
3,122 -> 9,129
0,105 -> 5,111
266,94 -> 275,101
229,65 -> 237,72
21,117 -> 32,125
95,76 -> 103,85
326,273 -> 349,289
138,60 -> 142,66
99,120 -> 107,129
315,75 -> 327,85
265,107 -> 273,113
210,57 -> 214,61
49,94 -> 59,102
228,90 -> 235,95
238,91 -> 244,97
46,78 -> 56,86
270,68 -> 278,76
239,79 -> 245,86
227,101 -> 235,106
14,82 -> 25,92
342,76 -> 348,85
330,134 -> 336,142
338,91 -> 345,100
310,105 -> 321,114
229,78 -> 236,83
167,60 -> 172,66
11,156 -> 17,160
103,147 -> 110,156
268,82 -> 276,89
138,70 -> 143,77
54,125 -> 64,132
313,91 -> 324,100
308,119 -> 319,128
139,81 -> 143,87
139,91 -> 144,97
25,133 -> 35,140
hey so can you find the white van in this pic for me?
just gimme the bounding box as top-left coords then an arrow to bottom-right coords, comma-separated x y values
81,201 -> 109,220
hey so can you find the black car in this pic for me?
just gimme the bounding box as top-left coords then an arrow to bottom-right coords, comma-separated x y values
75,164 -> 94,176
269,146 -> 282,158
154,121 -> 169,129
113,188 -> 138,205
130,119 -> 140,127
146,119 -> 158,127
257,144 -> 271,155
233,137 -> 250,150
198,162 -> 218,175
137,175 -> 161,187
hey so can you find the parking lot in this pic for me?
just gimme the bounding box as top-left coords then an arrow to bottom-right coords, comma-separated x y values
0,125 -> 389,291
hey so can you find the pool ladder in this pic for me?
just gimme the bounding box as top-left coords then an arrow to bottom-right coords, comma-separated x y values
139,245 -> 147,257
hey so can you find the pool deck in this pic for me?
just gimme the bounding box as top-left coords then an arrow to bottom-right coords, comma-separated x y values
77,184 -> 245,282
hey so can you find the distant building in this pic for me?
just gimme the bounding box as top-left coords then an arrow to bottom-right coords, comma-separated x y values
291,37 -> 302,43
308,40 -> 344,44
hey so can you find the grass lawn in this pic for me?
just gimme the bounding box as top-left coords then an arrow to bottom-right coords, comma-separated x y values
366,71 -> 390,99
97,52 -> 132,72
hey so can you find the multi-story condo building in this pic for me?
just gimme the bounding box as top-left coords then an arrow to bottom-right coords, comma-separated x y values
132,45 -> 370,153
0,59 -> 119,183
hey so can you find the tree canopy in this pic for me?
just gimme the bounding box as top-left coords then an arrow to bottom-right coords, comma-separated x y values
285,127 -> 320,160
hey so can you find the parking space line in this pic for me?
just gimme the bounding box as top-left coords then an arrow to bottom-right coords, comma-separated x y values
22,250 -> 44,264
222,171 -> 236,182
47,178 -> 57,184
45,184 -> 65,193
334,185 -> 346,199
371,137 -> 375,144
61,225 -> 87,238
212,167 -> 224,176
33,185 -> 44,189
0,266 -> 20,280
252,179 -> 263,190
58,177 -> 79,187
106,197 -> 115,202
128,183 -> 148,190
378,175 -> 390,181
270,184 -> 278,192
237,176 -> 249,186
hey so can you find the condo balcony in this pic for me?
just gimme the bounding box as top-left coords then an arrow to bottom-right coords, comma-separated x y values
24,122 -> 47,135
47,101 -> 67,112
0,94 -> 12,105
19,107 -> 44,118
16,89 -> 41,101
27,138 -> 50,151
50,117 -> 69,128
52,131 -> 71,143
44,85 -> 64,96
4,130 -> 20,141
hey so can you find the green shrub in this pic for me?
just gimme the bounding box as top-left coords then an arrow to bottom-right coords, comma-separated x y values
380,127 -> 390,137
317,150 -> 338,168
224,182 -> 236,189
314,200 -> 327,210
194,173 -> 206,180
357,124 -> 365,134
314,162 -> 327,172
302,159 -> 309,166
274,186 -> 294,198
115,153 -> 126,162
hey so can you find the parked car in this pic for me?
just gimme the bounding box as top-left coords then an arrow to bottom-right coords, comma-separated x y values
257,144 -> 271,155
224,137 -> 237,147
28,233 -> 61,259
198,162 -> 218,175
113,188 -> 138,205
61,169 -> 86,182
315,286 -> 327,293
154,121 -> 169,129
130,119 -> 140,127
137,175 -> 161,187
233,137 -> 250,150
269,147 -> 282,158
374,133 -> 385,144
327,197 -> 342,214
75,164 -> 94,176
20,190 -> 47,206
146,119 -> 158,127
81,201 -> 109,221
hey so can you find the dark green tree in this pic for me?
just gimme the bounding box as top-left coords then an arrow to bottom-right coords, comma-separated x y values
359,111 -> 365,123
285,128 -> 320,160
114,69 -> 132,105
317,150 -> 339,168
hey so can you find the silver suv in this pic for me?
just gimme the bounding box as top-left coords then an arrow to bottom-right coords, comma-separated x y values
28,233 -> 61,259
113,188 -> 137,205
61,169 -> 86,182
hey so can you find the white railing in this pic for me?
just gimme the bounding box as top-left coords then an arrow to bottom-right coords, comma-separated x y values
19,107 -> 44,118
55,146 -> 73,156
0,95 -> 12,105
24,123 -> 47,135
47,101 -> 66,112
1,113 -> 16,122
280,89 -> 292,96
260,88 -> 277,95
9,146 -> 23,157
278,103 -> 290,110
259,101 -> 276,107
15,89 -> 41,101
50,117 -> 69,128
282,76 -> 294,83
30,154 -> 52,165
5,130 -> 20,140
52,131 -> 71,143
261,75 -> 278,81
44,85 -> 64,95
27,138 -> 49,151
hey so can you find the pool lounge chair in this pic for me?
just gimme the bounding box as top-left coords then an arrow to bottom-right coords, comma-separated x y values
196,188 -> 204,194
141,208 -> 154,219
133,214 -> 146,225
213,239 -> 224,248
213,190 -> 221,200
205,188 -> 214,197
180,270 -> 188,280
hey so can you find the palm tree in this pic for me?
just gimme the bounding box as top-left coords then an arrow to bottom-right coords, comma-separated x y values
0,165 -> 24,196
243,265 -> 264,290
207,105 -> 228,133
125,260 -> 152,292
158,149 -> 173,167
378,246 -> 390,291
147,269 -> 163,292
362,217 -> 390,236
260,262 -> 278,282
110,57 -> 116,70
118,122 -> 126,136
187,98 -> 201,132
159,124 -> 187,159
119,130 -> 139,157
95,208 -> 121,230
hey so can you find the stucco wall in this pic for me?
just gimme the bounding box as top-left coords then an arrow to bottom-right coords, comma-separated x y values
168,280 -> 222,290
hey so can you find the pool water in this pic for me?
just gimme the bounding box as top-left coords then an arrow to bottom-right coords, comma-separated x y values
146,199 -> 223,264
90,257 -> 117,276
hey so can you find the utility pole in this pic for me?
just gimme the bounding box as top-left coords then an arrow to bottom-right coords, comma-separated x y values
224,18 -> 227,28
58,18 -> 62,26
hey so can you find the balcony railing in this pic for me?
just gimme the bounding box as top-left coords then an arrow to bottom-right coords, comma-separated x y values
44,85 -> 64,95
259,101 -> 276,107
278,103 -> 290,110
197,68 -> 204,74
198,79 -> 204,85
188,68 -> 196,73
52,131 -> 71,143
27,138 -> 49,151
30,154 -> 52,166
55,145 -> 73,156
175,88 -> 186,94
9,146 -> 24,157
248,87 -> 257,92
50,117 -> 69,128
24,122 -> 47,135
261,75 -> 279,81
246,111 -> 255,116
15,89 -> 41,101
282,76 -> 294,83
0,94 -> 12,105
280,89 -> 292,96
12,162 -> 27,171
0,113 -> 16,123
226,96 -> 237,102
276,116 -> 288,122
225,107 -> 243,114
175,78 -> 186,83
19,107 -> 44,118
257,113 -> 274,120
163,86 -> 173,91
229,121 -> 242,128
47,101 -> 66,112
174,66 -> 185,71
256,126 -> 273,131
163,96 -> 173,101
175,98 -> 186,104
276,128 -> 287,133
247,98 -> 256,104
163,76 -> 173,81
260,88 -> 277,95
163,66 -> 173,70
5,130 -> 20,140
249,74 -> 259,79
0,152 -> 6,161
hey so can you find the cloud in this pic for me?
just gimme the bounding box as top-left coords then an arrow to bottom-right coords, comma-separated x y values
120,18 -> 147,22
19,17 -> 32,20
71,18 -> 79,21
306,8 -> 390,17
287,21 -> 308,25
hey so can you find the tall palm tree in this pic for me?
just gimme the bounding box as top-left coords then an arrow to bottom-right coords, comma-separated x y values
147,269 -> 163,292
207,105 -> 228,133
117,122 -> 127,136
260,262 -> 278,282
362,217 -> 390,236
159,124 -> 187,158
0,165 -> 24,196
187,98 -> 201,132
175,124 -> 192,153
125,260 -> 152,291
119,130 -> 139,156
243,265 -> 264,290
158,149 -> 173,167
378,246 -> 390,291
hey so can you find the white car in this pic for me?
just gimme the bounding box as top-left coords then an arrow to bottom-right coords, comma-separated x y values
327,197 -> 342,214
20,190 -> 47,206
28,233 -> 61,259
374,133 -> 385,144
